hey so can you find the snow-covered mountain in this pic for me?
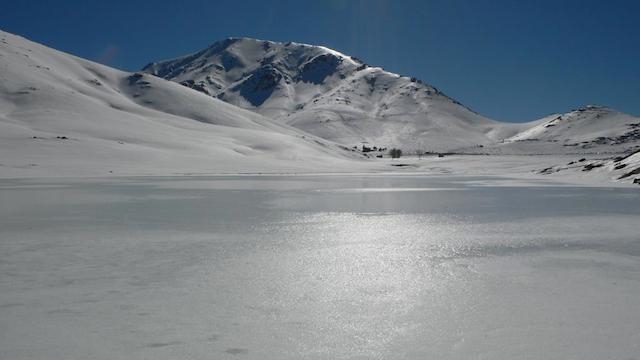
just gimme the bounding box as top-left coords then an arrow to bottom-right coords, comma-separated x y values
142,37 -> 639,155
142,37 -> 524,151
0,30 -> 361,177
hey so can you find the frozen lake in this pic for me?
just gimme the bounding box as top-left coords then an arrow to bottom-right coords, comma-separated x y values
1,174 -> 639,359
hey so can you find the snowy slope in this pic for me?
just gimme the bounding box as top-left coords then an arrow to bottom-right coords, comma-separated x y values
532,149 -> 640,185
143,37 -> 524,151
507,105 -> 639,146
459,106 -> 640,155
0,30 -> 363,177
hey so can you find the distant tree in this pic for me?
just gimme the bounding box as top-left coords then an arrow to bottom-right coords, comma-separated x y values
415,149 -> 424,159
389,148 -> 402,159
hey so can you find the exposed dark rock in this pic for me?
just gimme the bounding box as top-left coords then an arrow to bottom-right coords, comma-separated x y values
618,166 -> 640,179
232,65 -> 283,106
127,72 -> 144,84
180,79 -> 211,95
582,163 -> 604,171
298,53 -> 341,84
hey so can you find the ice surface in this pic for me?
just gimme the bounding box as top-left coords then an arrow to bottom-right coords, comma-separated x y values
1,175 -> 639,359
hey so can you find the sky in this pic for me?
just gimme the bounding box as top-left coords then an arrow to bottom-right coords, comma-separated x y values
1,0 -> 638,122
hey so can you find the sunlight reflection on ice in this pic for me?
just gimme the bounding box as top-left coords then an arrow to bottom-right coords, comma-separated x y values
1,176 -> 639,359
315,187 -> 466,193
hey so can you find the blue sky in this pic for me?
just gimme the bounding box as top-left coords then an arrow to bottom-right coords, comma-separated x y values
1,0 -> 638,121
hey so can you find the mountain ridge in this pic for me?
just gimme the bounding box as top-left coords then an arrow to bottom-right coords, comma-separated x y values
142,37 -> 638,153
142,37 -> 525,151
142,36 -> 467,108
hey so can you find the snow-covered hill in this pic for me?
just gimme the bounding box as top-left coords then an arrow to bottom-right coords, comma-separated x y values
0,30 -> 361,177
143,37 -> 524,151
457,106 -> 640,155
508,105 -> 639,147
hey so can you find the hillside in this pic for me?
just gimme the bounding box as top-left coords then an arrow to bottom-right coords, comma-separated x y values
0,30 -> 361,177
458,106 -> 640,155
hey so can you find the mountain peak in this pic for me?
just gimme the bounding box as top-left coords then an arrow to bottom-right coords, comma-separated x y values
140,38 -> 500,149
141,38 -> 637,151
142,37 -> 360,86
